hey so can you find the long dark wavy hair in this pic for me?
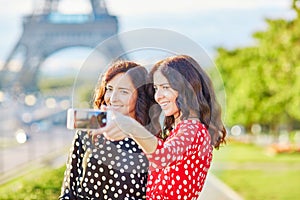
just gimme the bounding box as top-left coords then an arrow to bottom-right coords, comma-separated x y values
149,55 -> 226,148
93,60 -> 159,134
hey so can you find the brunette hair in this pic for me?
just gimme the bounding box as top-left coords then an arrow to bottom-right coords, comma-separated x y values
149,55 -> 226,148
93,60 -> 156,130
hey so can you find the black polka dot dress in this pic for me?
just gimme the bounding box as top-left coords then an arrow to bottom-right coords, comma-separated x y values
59,130 -> 148,200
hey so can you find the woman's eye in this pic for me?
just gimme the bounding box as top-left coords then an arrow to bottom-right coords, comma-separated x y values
163,86 -> 169,89
120,90 -> 129,94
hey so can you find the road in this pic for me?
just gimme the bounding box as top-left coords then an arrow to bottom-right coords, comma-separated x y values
0,125 -> 74,184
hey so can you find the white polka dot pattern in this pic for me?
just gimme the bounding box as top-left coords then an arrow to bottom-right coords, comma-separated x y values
146,120 -> 213,200
59,130 -> 148,199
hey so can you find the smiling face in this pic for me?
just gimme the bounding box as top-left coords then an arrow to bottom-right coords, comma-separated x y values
153,70 -> 180,118
104,73 -> 137,118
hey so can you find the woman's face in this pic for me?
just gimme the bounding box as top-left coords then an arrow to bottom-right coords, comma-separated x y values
153,70 -> 180,118
104,73 -> 137,118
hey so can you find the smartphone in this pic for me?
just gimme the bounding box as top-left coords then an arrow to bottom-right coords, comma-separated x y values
67,108 -> 107,130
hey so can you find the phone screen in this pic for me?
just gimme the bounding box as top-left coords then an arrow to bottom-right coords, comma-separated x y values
67,108 -> 107,130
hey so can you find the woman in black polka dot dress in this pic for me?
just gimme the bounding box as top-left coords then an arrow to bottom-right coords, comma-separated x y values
59,60 -> 158,200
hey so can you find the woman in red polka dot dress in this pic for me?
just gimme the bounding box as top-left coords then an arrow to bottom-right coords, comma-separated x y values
94,55 -> 227,200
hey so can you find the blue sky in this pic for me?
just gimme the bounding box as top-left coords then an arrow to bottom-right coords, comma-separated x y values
0,0 -> 294,72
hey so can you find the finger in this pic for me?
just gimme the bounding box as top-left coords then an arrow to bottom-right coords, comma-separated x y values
105,107 -> 117,118
105,110 -> 117,125
92,134 -> 98,143
90,129 -> 103,135
102,131 -> 114,141
87,130 -> 92,137
100,105 -> 108,111
90,129 -> 102,142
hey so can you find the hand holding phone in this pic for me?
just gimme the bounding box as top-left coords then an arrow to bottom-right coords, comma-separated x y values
67,108 -> 107,130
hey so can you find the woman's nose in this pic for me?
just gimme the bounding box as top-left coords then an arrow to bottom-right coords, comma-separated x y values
110,90 -> 119,102
155,88 -> 163,100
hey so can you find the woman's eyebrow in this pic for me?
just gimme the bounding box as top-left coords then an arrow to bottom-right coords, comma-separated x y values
106,84 -> 132,91
154,83 -> 169,87
117,86 -> 133,91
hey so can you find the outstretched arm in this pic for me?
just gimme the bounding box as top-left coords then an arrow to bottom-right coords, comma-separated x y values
91,110 -> 158,154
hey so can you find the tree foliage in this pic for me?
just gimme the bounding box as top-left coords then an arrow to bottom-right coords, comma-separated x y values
215,2 -> 300,131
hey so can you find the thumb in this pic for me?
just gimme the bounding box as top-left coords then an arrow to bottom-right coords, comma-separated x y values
106,109 -> 117,124
100,105 -> 108,111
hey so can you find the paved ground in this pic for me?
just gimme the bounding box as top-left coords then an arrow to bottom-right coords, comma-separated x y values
199,172 -> 244,200
1,127 -> 244,200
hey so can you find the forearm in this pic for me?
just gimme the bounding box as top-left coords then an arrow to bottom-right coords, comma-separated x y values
96,111 -> 159,154
131,132 -> 158,154
126,119 -> 158,154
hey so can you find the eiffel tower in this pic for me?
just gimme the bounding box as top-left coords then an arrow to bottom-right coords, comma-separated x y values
0,0 -> 124,93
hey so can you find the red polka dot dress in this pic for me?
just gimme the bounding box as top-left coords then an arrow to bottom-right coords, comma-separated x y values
146,119 -> 213,200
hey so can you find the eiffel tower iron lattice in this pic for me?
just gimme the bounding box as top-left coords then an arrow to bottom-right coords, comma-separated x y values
0,0 -> 124,93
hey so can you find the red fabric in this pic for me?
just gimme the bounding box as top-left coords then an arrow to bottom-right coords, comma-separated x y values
146,119 -> 213,200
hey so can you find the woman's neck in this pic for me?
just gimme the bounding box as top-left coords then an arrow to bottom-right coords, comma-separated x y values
174,112 -> 199,127
174,112 -> 182,127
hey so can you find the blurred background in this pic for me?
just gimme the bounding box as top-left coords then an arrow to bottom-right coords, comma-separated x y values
0,0 -> 299,199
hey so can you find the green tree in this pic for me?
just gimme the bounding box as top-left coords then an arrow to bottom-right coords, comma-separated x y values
215,1 -> 300,132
